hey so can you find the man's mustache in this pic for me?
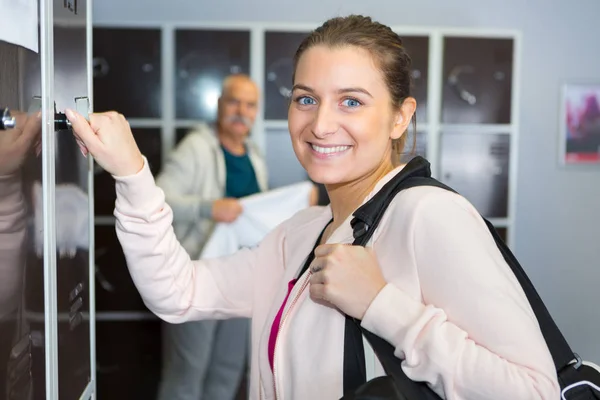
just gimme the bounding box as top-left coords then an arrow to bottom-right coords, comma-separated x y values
225,115 -> 252,127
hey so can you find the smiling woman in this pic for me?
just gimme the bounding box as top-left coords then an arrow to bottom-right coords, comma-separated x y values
288,45 -> 416,226
64,14 -> 559,400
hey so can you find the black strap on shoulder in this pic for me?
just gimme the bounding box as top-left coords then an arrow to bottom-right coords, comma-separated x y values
296,219 -> 332,279
350,157 -> 433,242
342,156 -> 575,396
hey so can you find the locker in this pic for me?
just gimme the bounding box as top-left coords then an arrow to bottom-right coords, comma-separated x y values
175,29 -> 250,120
0,0 -> 96,398
264,31 -> 307,121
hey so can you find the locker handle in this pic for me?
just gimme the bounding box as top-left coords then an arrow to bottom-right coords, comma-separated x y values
54,112 -> 71,130
55,96 -> 89,131
1,107 -> 17,130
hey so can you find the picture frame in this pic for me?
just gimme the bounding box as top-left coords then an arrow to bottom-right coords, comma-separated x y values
559,83 -> 600,165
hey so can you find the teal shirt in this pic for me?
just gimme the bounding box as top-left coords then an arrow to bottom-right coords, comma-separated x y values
222,145 -> 261,199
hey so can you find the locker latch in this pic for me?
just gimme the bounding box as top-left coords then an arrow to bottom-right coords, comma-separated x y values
54,97 -> 90,130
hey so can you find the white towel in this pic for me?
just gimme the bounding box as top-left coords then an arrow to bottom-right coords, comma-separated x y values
0,0 -> 38,52
200,181 -> 314,259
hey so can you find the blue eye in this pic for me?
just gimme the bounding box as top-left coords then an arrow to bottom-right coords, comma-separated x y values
297,96 -> 316,105
342,98 -> 361,107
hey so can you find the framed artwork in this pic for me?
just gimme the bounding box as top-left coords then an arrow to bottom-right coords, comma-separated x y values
560,83 -> 600,165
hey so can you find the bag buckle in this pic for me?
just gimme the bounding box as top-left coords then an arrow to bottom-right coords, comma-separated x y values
561,380 -> 600,400
351,219 -> 369,239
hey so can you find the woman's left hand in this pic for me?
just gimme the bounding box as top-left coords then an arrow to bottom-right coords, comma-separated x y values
309,244 -> 387,319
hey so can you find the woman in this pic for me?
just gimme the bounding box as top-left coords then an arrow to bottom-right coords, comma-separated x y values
66,15 -> 559,400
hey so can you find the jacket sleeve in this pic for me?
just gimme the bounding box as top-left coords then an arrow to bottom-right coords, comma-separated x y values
113,158 -> 284,322
155,136 -> 215,222
360,189 -> 560,400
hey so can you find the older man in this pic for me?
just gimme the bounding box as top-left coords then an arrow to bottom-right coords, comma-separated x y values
156,74 -> 267,400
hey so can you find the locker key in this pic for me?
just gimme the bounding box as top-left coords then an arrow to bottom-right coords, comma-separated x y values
55,96 -> 90,130
1,107 -> 17,130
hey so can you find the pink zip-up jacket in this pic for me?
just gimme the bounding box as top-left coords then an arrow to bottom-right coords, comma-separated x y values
114,158 -> 560,400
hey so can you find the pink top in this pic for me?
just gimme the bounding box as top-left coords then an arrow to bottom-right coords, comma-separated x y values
268,278 -> 297,371
269,222 -> 327,371
111,158 -> 560,400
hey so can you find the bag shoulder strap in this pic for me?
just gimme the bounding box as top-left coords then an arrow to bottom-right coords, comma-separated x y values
346,156 -> 574,381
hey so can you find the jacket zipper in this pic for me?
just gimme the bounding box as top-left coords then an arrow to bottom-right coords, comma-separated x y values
272,272 -> 312,400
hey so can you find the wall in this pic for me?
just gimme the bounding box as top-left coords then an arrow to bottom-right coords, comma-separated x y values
93,0 -> 600,362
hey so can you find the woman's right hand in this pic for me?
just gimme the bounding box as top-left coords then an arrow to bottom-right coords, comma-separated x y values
66,109 -> 144,177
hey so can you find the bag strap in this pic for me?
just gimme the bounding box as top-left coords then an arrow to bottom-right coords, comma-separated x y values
296,219 -> 332,279
342,156 -> 575,395
342,158 -> 446,396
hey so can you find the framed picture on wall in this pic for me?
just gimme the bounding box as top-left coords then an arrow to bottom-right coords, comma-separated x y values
560,83 -> 600,165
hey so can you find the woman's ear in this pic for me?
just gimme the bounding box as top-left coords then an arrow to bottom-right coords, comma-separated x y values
390,97 -> 417,140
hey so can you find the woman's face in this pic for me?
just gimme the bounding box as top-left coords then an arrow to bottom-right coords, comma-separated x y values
288,45 -> 414,186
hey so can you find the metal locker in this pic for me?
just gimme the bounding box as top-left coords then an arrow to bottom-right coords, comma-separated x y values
0,0 -> 96,398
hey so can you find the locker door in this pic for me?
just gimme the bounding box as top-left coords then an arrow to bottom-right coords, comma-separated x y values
0,20 -> 43,400
2,0 -> 95,398
52,0 -> 95,399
